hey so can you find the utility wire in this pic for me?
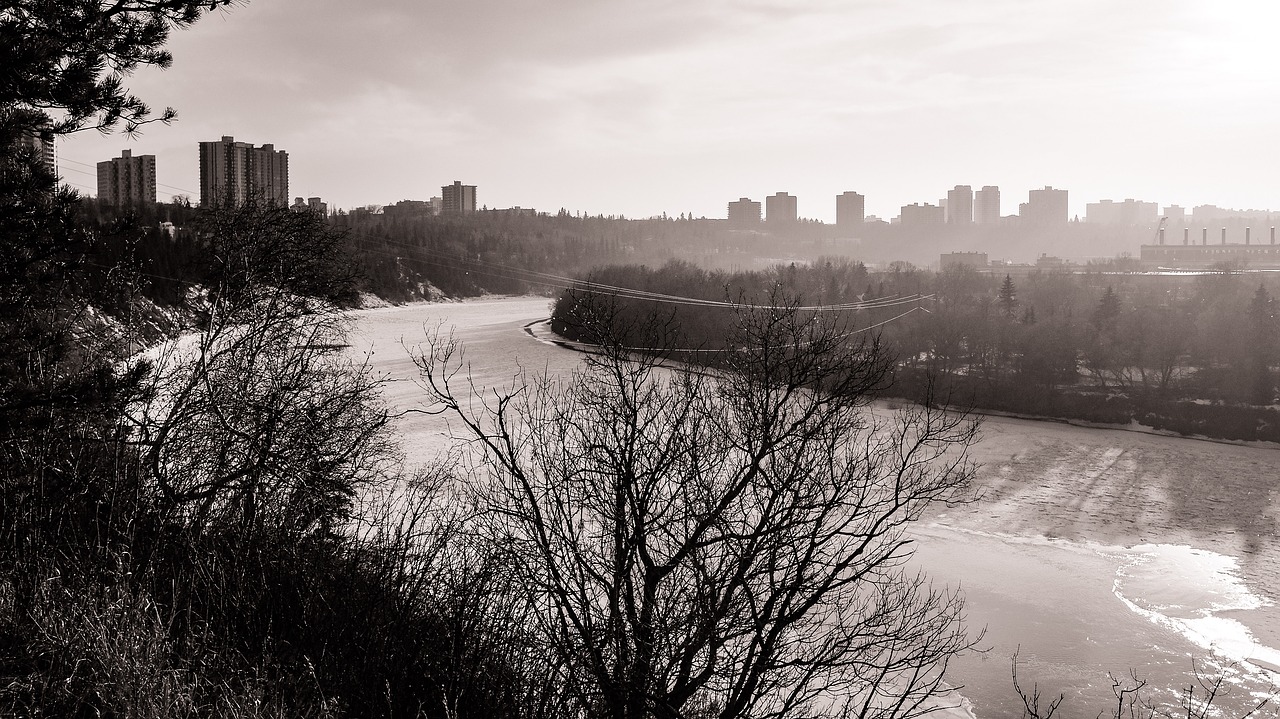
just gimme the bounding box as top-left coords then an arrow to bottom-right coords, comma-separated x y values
338,225 -> 932,311
541,306 -> 927,355
59,155 -> 200,195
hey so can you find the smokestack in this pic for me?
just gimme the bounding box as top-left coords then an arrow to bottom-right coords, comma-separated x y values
1202,227 -> 1208,245
1159,227 -> 1165,245
1183,227 -> 1189,245
1272,226 -> 1276,245
1246,227 -> 1251,245
1222,227 -> 1227,245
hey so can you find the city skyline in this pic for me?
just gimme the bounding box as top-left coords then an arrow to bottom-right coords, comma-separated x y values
66,140 -> 1280,227
56,0 -> 1279,221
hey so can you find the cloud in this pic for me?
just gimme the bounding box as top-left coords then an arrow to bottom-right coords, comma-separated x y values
58,0 -> 1280,220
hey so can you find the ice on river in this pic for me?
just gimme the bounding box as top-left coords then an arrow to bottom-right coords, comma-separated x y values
349,296 -> 1280,718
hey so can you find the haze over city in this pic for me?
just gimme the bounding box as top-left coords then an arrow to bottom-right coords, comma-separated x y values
61,0 -> 1280,221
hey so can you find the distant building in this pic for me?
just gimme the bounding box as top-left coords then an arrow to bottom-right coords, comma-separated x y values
16,129 -> 56,176
1020,186 -> 1068,226
899,202 -> 945,227
1164,205 -> 1186,220
198,136 -> 288,207
946,185 -> 973,224
1085,198 -> 1158,225
96,149 -> 156,207
290,196 -> 327,216
441,181 -> 476,215
383,199 -> 435,220
727,197 -> 761,227
974,186 -> 1000,224
835,191 -> 865,228
1191,205 -> 1279,224
765,192 -> 797,224
1035,254 -> 1072,269
489,206 -> 538,217
1141,236 -> 1280,269
940,252 -> 988,270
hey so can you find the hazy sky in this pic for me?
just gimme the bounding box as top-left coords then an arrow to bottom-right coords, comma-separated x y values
61,0 -> 1279,222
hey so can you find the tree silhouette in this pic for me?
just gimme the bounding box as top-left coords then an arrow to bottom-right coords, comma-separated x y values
1,0 -> 238,138
417,296 -> 980,719
998,274 -> 1018,318
1248,285 -> 1276,404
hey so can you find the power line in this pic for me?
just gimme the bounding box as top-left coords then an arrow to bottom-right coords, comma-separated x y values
338,225 -> 932,312
59,155 -> 200,196
536,306 -> 927,355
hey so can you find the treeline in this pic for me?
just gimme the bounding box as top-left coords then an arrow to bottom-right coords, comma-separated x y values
79,201 -> 751,305
551,261 -> 1280,442
77,200 -> 1181,311
332,208 -> 759,300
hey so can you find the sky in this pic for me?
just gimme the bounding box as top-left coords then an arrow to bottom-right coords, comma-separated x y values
60,0 -> 1280,223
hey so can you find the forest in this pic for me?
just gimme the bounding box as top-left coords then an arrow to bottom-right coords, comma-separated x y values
550,260 -> 1280,442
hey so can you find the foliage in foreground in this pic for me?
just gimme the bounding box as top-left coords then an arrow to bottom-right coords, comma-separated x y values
417,294 -> 982,719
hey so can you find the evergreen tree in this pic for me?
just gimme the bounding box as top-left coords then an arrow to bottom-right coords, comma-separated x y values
998,274 -> 1018,318
1248,285 -> 1276,404
1092,286 -> 1121,330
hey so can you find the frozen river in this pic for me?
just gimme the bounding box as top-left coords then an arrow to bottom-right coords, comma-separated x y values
348,296 -> 1280,718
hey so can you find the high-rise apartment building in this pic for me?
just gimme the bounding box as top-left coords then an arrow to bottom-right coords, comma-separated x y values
974,186 -> 1001,224
945,185 -> 973,224
835,191 -> 865,227
15,129 -> 56,176
1085,199 -> 1159,225
1020,186 -> 1068,226
441,180 -> 476,215
765,192 -> 797,224
899,203 -> 945,227
198,136 -> 289,207
727,197 -> 761,226
96,149 -> 156,207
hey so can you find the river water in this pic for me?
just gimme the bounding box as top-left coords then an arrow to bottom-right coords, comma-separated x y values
348,297 -> 1280,718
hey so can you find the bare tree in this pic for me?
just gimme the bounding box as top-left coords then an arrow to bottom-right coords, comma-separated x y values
131,201 -> 386,538
1011,653 -> 1274,719
413,296 -> 981,719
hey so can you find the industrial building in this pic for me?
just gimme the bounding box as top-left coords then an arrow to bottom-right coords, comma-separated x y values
1141,227 -> 1280,269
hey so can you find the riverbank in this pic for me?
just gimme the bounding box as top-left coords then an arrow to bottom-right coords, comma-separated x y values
525,315 -> 1280,449
352,297 -> 1280,719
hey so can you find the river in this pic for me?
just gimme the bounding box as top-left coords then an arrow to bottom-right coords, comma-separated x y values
348,296 -> 1280,718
